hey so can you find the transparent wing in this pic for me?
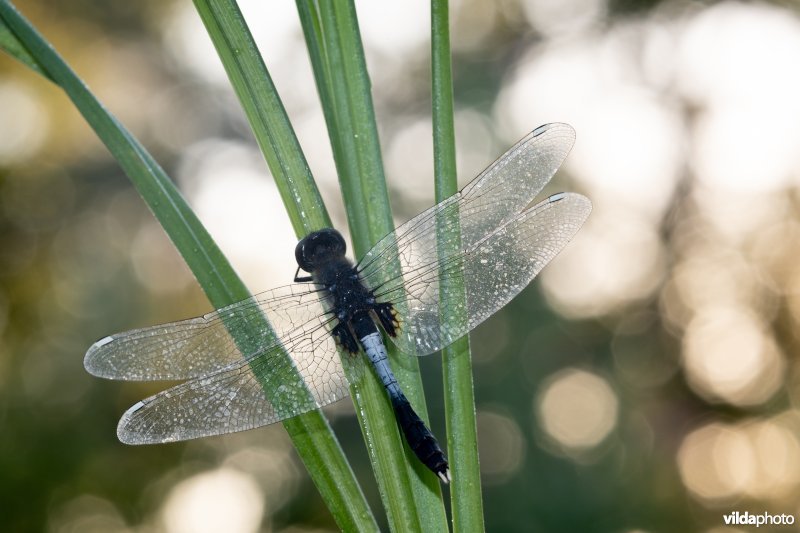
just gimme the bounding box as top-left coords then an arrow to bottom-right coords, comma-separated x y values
87,122 -> 583,441
115,317 -> 350,444
85,283 -> 354,443
360,136 -> 589,357
357,123 -> 576,287
373,193 -> 590,356
85,283 -> 331,381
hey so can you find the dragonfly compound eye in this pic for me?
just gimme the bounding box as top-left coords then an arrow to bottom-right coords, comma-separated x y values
295,228 -> 347,272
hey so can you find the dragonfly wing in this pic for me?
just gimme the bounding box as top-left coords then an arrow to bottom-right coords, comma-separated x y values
369,193 -> 591,356
458,123 -> 576,243
116,317 -> 351,444
357,123 -> 575,285
84,283 -> 331,380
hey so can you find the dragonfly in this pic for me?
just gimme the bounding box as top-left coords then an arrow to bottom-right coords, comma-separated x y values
84,122 -> 591,484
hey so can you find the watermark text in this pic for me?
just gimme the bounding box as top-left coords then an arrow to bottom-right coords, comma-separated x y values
723,511 -> 795,527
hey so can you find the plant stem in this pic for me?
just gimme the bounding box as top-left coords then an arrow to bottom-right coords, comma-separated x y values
297,1 -> 449,530
189,1 -> 379,529
431,0 -> 485,530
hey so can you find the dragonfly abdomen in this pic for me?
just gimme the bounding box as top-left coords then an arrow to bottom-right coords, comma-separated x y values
356,318 -> 450,483
359,330 -> 401,397
390,394 -> 450,483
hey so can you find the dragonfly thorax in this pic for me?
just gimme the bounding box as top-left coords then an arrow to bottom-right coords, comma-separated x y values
318,258 -> 374,319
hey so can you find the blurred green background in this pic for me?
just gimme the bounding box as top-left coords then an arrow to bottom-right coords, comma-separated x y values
3,0 -> 800,531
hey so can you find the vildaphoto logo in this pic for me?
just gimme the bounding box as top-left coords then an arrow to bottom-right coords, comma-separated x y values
723,511 -> 795,527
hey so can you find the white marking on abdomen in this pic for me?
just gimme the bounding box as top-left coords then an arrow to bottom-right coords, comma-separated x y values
360,332 -> 401,398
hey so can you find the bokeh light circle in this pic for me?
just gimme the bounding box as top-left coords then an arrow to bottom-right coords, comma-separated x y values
536,369 -> 619,450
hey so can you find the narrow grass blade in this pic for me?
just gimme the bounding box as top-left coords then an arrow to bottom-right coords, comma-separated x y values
297,1 -> 449,530
189,1 -> 378,528
294,0 -> 371,246
0,12 -> 50,79
432,0 -> 485,530
0,2 -> 375,530
191,0 -> 328,234
295,4 -> 422,530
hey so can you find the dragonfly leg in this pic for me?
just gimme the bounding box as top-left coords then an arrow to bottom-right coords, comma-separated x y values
373,302 -> 400,337
332,322 -> 359,354
293,265 -> 313,282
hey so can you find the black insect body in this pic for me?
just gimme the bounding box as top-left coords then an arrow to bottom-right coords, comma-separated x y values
294,228 -> 450,482
84,123 -> 592,485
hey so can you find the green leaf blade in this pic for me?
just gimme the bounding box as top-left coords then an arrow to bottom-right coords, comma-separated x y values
188,1 -> 377,529
297,1 -> 449,530
431,0 -> 486,530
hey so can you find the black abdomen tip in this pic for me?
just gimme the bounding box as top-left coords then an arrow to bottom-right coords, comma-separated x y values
391,394 -> 449,483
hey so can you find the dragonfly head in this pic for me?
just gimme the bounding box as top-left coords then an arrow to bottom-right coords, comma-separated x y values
295,228 -> 347,273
